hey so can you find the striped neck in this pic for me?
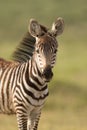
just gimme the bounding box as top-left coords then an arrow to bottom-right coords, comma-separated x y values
26,58 -> 47,89
30,57 -> 46,85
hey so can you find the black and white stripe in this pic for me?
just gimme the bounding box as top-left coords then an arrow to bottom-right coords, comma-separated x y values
0,59 -> 49,129
0,18 -> 64,130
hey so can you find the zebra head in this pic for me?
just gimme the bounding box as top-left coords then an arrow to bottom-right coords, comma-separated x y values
29,18 -> 64,82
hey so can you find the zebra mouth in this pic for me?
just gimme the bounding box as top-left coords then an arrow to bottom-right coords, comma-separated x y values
42,66 -> 53,82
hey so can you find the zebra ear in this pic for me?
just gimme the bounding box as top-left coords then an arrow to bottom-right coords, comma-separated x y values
29,19 -> 42,37
51,17 -> 64,37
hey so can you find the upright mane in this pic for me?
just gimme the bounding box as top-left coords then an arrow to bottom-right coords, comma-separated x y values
12,32 -> 35,63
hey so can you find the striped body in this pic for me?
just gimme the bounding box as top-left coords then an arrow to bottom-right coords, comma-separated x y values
0,18 -> 64,130
0,58 -> 48,129
0,58 -> 48,111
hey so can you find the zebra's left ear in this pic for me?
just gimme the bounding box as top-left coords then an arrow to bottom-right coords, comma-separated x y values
29,19 -> 42,37
51,17 -> 64,37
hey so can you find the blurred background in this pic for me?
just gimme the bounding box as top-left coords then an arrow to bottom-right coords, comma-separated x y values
0,0 -> 87,130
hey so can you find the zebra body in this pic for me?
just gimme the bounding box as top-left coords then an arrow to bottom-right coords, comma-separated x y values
0,18 -> 64,130
0,59 -> 48,111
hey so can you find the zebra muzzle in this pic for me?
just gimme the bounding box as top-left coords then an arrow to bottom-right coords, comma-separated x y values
42,66 -> 53,82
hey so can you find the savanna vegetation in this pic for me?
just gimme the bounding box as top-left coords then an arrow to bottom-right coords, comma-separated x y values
0,0 -> 87,130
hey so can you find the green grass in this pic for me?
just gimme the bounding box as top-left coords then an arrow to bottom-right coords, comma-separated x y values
1,110 -> 87,130
0,0 -> 87,130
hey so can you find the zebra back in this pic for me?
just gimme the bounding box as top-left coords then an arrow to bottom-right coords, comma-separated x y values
12,32 -> 35,63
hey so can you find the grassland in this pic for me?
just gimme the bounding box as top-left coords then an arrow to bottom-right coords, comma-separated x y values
0,0 -> 87,130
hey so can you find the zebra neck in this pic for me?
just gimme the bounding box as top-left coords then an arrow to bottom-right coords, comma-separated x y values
28,58 -> 46,86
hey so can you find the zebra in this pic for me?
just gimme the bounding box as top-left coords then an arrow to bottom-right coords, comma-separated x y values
0,18 -> 64,130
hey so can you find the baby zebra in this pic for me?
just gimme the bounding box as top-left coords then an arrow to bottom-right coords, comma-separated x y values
0,18 -> 64,130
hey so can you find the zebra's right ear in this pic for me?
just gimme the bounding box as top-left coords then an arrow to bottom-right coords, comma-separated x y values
29,19 -> 42,37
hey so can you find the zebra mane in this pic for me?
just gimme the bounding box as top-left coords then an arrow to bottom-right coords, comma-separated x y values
12,32 -> 36,63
